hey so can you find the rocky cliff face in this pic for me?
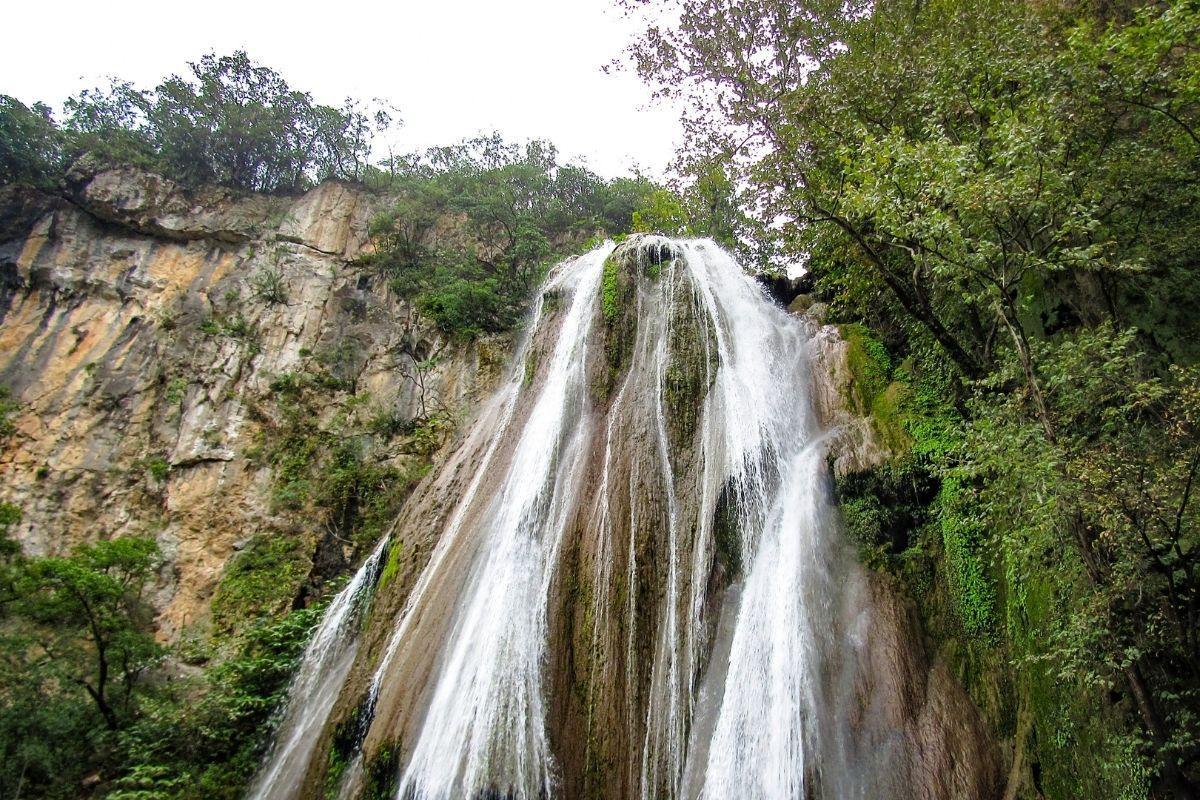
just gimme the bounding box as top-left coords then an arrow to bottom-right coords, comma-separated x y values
0,167 -> 504,639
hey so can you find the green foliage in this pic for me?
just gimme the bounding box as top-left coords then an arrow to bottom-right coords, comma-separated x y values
360,741 -> 402,800
60,51 -> 393,192
417,271 -> 511,338
0,501 -> 19,536
108,605 -> 324,800
14,538 -> 163,727
834,458 -> 937,564
630,163 -> 744,248
0,96 -> 63,187
0,385 -> 19,439
199,311 -> 258,343
632,188 -> 689,236
366,135 -> 665,338
136,456 -> 170,482
211,534 -> 310,634
0,537 -> 163,798
4,51 -> 395,193
935,476 -> 996,639
250,268 -> 287,305
254,365 -> 436,554
163,377 -> 189,407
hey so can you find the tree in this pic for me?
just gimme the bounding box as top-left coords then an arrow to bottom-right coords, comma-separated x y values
365,133 -> 675,338
32,50 -> 400,193
632,188 -> 689,236
14,537 -> 163,731
0,95 -> 63,187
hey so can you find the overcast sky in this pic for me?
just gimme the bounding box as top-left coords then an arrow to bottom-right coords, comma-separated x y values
3,0 -> 681,178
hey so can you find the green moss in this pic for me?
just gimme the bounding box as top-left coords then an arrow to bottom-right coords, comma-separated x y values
596,252 -> 639,400
377,539 -> 403,593
211,534 -> 311,634
524,347 -> 539,387
323,692 -> 378,799
838,323 -> 916,453
601,253 -> 623,324
870,380 -> 912,453
840,323 -> 890,413
361,741 -> 401,800
662,285 -> 714,457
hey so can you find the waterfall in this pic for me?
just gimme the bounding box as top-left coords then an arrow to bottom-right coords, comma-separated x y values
676,243 -> 857,799
245,537 -> 389,800
249,237 -> 872,800
392,243 -> 608,800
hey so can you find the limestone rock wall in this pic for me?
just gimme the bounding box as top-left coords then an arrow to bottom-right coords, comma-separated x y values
0,168 -> 502,639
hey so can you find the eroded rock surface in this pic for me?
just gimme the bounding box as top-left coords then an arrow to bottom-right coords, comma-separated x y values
0,166 -> 502,638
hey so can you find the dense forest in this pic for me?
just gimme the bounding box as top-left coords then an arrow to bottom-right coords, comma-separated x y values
1,0 -> 1198,797
623,0 -> 1200,796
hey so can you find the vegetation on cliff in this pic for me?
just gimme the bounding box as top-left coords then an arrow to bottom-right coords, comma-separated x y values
362,135 -> 661,338
625,0 -> 1200,796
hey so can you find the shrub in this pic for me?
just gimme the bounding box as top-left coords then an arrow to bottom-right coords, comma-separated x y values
250,269 -> 288,305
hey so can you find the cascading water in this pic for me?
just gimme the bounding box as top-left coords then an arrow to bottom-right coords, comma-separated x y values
391,244 -> 608,799
631,240 -> 860,799
246,537 -> 389,800
248,236 -> 923,800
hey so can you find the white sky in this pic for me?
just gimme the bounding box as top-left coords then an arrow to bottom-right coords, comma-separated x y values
2,0 -> 681,178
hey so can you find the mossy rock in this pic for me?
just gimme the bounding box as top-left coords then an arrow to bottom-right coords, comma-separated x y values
377,537 -> 403,593
211,533 -> 312,634
361,739 -> 402,800
596,250 -> 639,400
712,481 -> 742,578
663,278 -> 717,465
324,691 -> 379,798
838,323 -> 912,453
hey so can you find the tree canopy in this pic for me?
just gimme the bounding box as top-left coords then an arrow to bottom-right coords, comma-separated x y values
2,50 -> 394,193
